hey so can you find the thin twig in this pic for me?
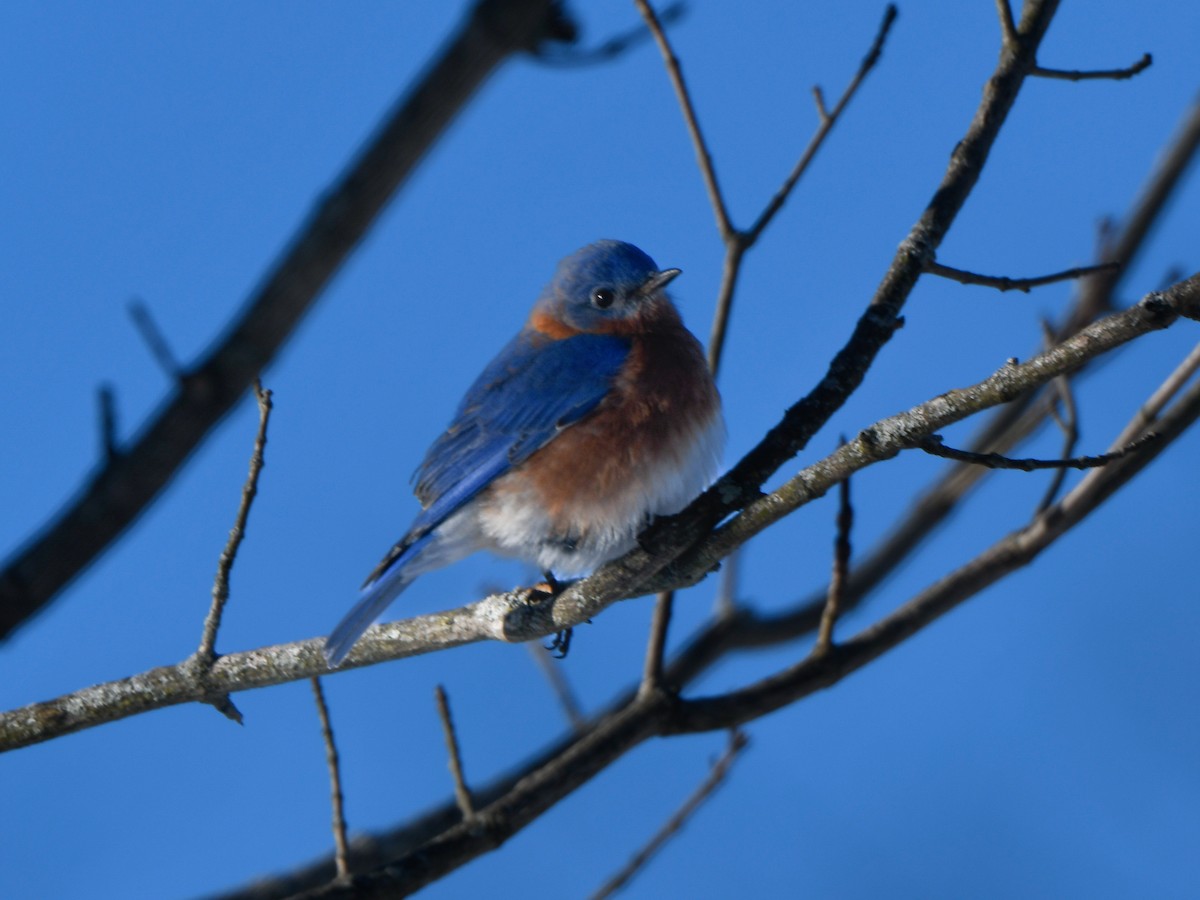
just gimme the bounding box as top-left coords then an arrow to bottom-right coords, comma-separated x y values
995,0 -> 1019,47
1076,94 -> 1200,325
1069,348 -> 1200,506
197,381 -> 273,665
538,1 -> 685,66
311,677 -> 351,880
815,472 -> 853,655
527,642 -> 587,732
926,259 -> 1119,293
634,0 -> 733,240
811,85 -> 829,123
1107,340 -> 1200,452
641,590 -> 675,697
188,380 -> 273,724
745,4 -> 897,246
589,730 -> 748,900
1037,320 -> 1080,512
1032,52 -> 1152,81
97,384 -> 118,462
713,547 -> 741,618
708,5 -> 897,377
706,242 -> 744,378
128,297 -> 183,379
918,432 -> 1158,471
434,685 -> 475,821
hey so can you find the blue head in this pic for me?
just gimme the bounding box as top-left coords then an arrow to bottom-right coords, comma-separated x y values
534,240 -> 682,334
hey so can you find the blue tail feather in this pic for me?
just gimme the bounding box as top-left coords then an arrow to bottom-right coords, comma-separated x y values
323,532 -> 434,667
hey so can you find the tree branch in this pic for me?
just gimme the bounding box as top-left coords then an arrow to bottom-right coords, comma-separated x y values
1032,52 -> 1152,81
4,272 -> 1195,755
434,685 -> 476,822
918,432 -> 1157,471
926,259 -> 1119,293
0,0 -> 570,643
311,677 -> 351,881
589,730 -> 748,900
815,471 -> 853,654
278,348 -> 1200,897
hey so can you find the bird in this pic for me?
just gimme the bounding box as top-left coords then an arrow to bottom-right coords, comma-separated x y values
323,240 -> 724,666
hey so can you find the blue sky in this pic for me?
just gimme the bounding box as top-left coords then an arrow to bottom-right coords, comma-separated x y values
2,3 -> 1198,898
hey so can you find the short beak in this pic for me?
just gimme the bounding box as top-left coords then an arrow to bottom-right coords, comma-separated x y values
640,267 -> 682,295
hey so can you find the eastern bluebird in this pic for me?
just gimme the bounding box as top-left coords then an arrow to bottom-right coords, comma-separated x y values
324,240 -> 724,666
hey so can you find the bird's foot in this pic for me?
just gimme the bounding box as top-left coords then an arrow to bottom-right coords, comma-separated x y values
546,627 -> 573,659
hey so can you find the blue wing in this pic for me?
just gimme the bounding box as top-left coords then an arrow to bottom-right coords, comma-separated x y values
361,329 -> 630,586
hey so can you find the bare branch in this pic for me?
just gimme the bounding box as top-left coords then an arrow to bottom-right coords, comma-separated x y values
815,471 -> 853,655
1108,340 -> 1200,451
196,381 -> 273,666
995,0 -> 1019,47
96,384 -> 119,462
279,371 -> 1200,897
744,4 -> 897,246
527,643 -> 587,732
1076,94 -> 1200,325
666,276 -> 1200,584
6,273 -> 1196,755
633,0 -> 733,240
926,259 -> 1119,293
705,4 -> 898,379
705,5 -> 897,376
713,547 -> 740,618
918,432 -> 1157,471
820,94 -> 1200,639
434,685 -> 475,822
0,0 -> 570,643
590,730 -> 748,900
128,297 -> 183,380
672,375 -> 1200,733
667,0 -> 1068,563
1032,52 -> 1152,82
811,85 -> 830,123
538,1 -> 685,66
1037,319 -> 1080,511
311,677 -> 350,880
640,590 -> 675,697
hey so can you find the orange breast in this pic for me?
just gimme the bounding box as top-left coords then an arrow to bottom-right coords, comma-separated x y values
516,323 -> 719,534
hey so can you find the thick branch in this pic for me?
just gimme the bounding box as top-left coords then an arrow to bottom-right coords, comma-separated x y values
0,0 -> 565,642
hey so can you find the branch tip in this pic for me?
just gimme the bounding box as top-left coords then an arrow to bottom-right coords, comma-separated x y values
311,676 -> 350,879
434,684 -> 475,821
1032,52 -> 1152,82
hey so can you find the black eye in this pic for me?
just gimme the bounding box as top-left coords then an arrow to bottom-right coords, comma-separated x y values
591,287 -> 615,309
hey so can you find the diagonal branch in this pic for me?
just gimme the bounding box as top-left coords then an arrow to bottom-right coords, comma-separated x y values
280,332 -> 1200,898
589,730 -> 748,899
634,0 -> 733,240
4,273 -> 1194,755
0,0 -> 570,643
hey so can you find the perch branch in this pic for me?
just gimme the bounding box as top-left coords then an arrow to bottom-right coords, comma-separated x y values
0,0 -> 572,642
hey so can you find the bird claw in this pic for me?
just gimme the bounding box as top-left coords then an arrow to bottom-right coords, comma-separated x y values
546,627 -> 573,658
